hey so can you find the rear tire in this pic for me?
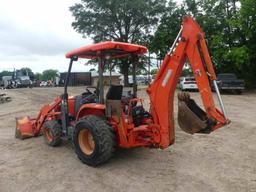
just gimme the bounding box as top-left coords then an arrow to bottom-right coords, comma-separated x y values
43,120 -> 62,146
73,115 -> 116,166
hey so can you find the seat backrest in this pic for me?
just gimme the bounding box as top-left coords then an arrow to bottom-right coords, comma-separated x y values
106,85 -> 123,100
105,85 -> 123,118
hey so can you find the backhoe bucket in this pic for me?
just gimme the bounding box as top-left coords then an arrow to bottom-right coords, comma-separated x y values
15,116 -> 36,139
178,92 -> 209,134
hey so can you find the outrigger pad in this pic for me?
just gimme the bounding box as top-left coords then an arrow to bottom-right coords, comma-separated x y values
178,92 -> 208,134
15,116 -> 35,139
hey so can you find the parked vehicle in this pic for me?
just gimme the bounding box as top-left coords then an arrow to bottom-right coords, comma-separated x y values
39,81 -> 48,87
179,77 -> 198,91
2,69 -> 32,89
214,73 -> 245,94
120,75 -> 149,86
136,76 -> 146,85
2,76 -> 13,88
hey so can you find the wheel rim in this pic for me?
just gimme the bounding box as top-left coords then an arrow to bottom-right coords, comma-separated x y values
45,128 -> 53,142
78,129 -> 95,155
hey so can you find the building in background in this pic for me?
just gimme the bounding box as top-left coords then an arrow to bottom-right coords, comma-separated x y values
91,71 -> 121,86
60,72 -> 91,86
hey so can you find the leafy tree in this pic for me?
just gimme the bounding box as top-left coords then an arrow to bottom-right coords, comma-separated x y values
0,70 -> 13,80
238,0 -> 256,87
34,72 -> 43,81
148,0 -> 185,60
182,67 -> 193,76
149,0 -> 256,88
198,0 -> 255,87
42,69 -> 58,81
151,68 -> 158,75
183,0 -> 200,17
70,0 -> 166,86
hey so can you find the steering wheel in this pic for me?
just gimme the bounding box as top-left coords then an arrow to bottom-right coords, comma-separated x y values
81,86 -> 100,104
85,88 -> 93,94
82,86 -> 99,96
86,86 -> 100,96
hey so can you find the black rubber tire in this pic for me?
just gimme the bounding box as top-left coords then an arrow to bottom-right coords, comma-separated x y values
73,115 -> 116,166
43,120 -> 62,147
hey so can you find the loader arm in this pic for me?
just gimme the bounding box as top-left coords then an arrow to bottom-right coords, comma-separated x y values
15,97 -> 62,139
147,16 -> 229,148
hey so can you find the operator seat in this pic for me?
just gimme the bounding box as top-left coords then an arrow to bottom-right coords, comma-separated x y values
106,85 -> 123,100
105,85 -> 123,118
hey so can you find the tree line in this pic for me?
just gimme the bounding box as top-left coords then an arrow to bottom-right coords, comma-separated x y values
70,0 -> 256,88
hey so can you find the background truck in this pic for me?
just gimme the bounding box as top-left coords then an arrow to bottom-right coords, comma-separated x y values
2,69 -> 32,89
214,73 -> 245,94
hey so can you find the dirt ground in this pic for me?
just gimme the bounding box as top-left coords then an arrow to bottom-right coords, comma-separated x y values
0,87 -> 255,192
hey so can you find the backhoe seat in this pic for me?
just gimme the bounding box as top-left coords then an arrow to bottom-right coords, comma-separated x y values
106,85 -> 123,100
106,85 -> 123,118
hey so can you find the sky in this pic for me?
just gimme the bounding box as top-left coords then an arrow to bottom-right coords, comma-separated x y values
0,0 -> 183,73
0,0 -> 92,73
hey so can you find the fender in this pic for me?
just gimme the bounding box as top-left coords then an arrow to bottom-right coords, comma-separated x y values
76,103 -> 105,121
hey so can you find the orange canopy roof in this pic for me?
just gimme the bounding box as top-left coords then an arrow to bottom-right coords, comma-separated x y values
66,41 -> 148,59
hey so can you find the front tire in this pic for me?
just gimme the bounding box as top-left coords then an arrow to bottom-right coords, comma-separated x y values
43,120 -> 62,146
73,115 -> 116,166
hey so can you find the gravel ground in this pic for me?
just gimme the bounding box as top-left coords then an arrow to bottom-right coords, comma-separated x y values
0,87 -> 255,192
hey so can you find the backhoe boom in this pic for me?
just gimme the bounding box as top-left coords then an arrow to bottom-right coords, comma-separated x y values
147,16 -> 229,148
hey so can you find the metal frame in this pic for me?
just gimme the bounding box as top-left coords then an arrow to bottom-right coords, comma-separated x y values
98,56 -> 105,104
62,56 -> 77,136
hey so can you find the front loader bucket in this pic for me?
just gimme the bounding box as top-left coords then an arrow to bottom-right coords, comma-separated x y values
178,92 -> 210,134
15,116 -> 36,139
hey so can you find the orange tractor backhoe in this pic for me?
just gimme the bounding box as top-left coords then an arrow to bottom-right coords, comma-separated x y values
15,16 -> 230,166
